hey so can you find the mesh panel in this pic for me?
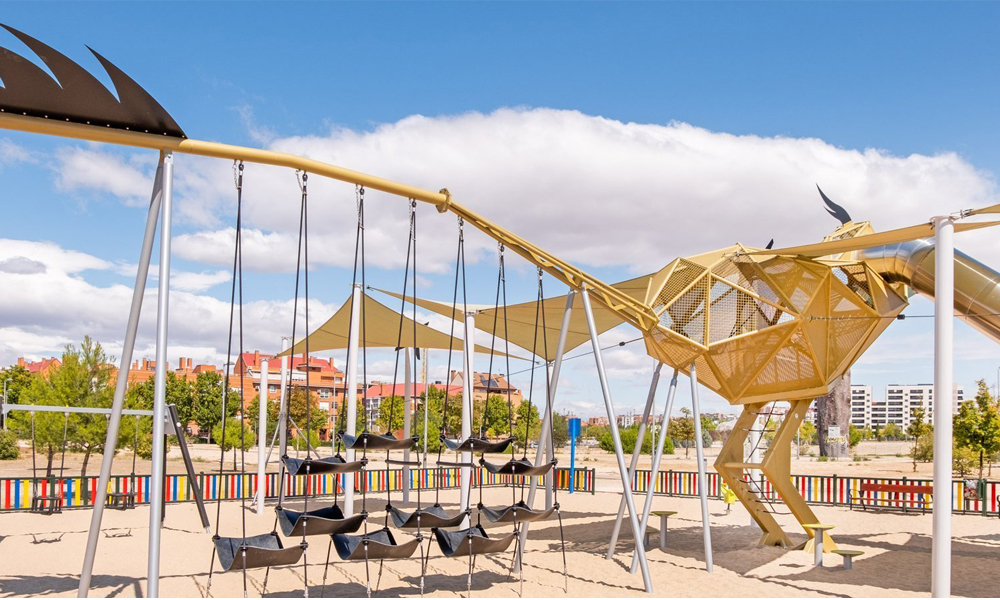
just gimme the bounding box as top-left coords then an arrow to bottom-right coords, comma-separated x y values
707,277 -> 796,344
825,281 -> 875,375
664,276 -> 709,344
653,259 -> 705,315
647,329 -> 700,368
761,258 -> 823,312
708,323 -> 793,396
743,327 -> 819,397
835,264 -> 875,309
692,354 -> 721,392
713,257 -> 785,309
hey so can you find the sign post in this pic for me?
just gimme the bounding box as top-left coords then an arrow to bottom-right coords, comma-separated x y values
568,417 -> 581,493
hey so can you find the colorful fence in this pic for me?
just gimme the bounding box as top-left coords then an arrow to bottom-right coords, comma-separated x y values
632,469 -> 1000,516
0,466 -> 594,511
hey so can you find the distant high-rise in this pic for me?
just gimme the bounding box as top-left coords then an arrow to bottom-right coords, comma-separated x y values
805,383 -> 964,430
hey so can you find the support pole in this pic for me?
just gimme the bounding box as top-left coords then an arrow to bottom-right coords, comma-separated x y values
460,311 -> 475,527
545,362 -> 555,510
630,369 -> 678,573
147,151 -> 174,598
607,361 -> 662,560
278,337 -> 290,504
689,361 -> 714,573
403,347 -> 413,503
345,283 -> 361,517
257,360 -> 269,515
78,156 -> 164,599
516,291 -> 575,571
932,215 -> 954,598
582,288 -> 652,593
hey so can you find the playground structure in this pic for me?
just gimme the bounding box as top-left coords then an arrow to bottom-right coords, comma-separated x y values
1,23 -> 999,598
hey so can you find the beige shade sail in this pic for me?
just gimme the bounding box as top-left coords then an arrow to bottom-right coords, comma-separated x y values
749,220 -> 1000,258
374,273 -> 652,361
279,291 -> 514,358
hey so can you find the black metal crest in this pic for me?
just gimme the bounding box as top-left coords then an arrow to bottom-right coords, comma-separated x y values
816,184 -> 852,225
0,24 -> 185,138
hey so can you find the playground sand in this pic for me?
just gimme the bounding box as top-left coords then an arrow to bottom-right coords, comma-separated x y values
1,484 -> 998,598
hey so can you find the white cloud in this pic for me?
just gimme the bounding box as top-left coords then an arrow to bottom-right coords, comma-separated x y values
54,146 -> 155,207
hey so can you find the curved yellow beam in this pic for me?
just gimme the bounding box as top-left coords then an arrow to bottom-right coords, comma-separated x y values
0,112 -> 658,330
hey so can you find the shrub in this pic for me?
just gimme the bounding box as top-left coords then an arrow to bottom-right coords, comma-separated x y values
0,430 -> 20,460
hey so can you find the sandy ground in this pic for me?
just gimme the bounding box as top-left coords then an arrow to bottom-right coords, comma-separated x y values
1,480 -> 999,598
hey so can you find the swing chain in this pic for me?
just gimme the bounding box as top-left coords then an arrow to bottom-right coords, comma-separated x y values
296,170 -> 308,192
233,160 -> 243,189
356,184 -> 365,219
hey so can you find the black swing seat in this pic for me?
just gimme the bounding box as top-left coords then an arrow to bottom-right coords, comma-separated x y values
340,432 -> 418,452
480,457 -> 554,477
479,500 -> 556,524
30,495 -> 63,515
282,454 -> 365,476
441,435 -> 514,454
276,505 -> 365,537
106,491 -> 136,510
214,532 -> 304,572
433,525 -> 517,558
387,503 -> 468,529
333,528 -> 420,561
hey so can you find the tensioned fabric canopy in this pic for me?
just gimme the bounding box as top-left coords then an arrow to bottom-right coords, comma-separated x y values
279,291 -> 511,357
374,273 -> 652,362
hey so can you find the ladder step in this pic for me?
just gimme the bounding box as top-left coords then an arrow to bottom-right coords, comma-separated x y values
722,462 -> 761,469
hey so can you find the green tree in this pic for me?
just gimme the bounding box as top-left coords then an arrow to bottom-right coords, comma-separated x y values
376,395 -> 407,433
481,394 -> 512,437
798,421 -> 817,445
514,402 -> 541,451
880,422 -> 903,441
288,386 -> 327,442
954,443 -> 979,478
907,407 -> 933,472
954,379 -> 1000,479
212,418 -> 254,469
914,432 -> 934,463
0,364 -> 33,404
191,371 -> 239,440
247,394 -> 280,441
668,408 -> 696,458
0,430 -> 20,460
848,424 -> 862,449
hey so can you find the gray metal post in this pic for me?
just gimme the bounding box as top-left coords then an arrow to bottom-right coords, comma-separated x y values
544,362 -> 555,510
516,290 -> 575,571
277,336 -> 290,503
932,215 -> 954,598
689,361 -> 714,573
345,283 -> 361,517
581,288 -> 652,593
607,361 -> 662,560
630,369 -> 678,573
78,157 -> 164,598
147,151 -> 174,597
402,347 -> 413,502
460,311 -> 475,527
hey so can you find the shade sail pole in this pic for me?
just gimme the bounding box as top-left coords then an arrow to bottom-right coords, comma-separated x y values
344,283 -> 361,517
516,289 -> 576,573
403,347 -> 413,503
278,336 -> 290,504
690,361 -> 714,573
932,215 -> 954,598
461,311 -> 475,528
257,360 -> 269,515
78,155 -> 164,599
607,361 -> 663,560
147,151 -> 174,598
630,368 -> 678,573
582,287 -> 652,593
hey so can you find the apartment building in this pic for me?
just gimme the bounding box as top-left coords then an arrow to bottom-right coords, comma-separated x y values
806,383 -> 965,430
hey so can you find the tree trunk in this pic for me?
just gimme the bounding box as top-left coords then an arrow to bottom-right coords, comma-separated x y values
816,371 -> 851,459
979,450 -> 985,480
81,447 -> 92,479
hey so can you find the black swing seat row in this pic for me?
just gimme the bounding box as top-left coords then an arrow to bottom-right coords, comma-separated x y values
334,527 -> 421,561
214,532 -> 306,572
281,454 -> 365,476
340,432 -> 418,452
479,500 -> 556,524
433,525 -> 517,558
441,435 -> 514,454
480,457 -> 555,477
387,503 -> 468,529
106,491 -> 136,510
276,504 -> 365,537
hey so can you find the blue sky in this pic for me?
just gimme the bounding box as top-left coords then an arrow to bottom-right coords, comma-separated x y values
2,2 -> 1000,417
